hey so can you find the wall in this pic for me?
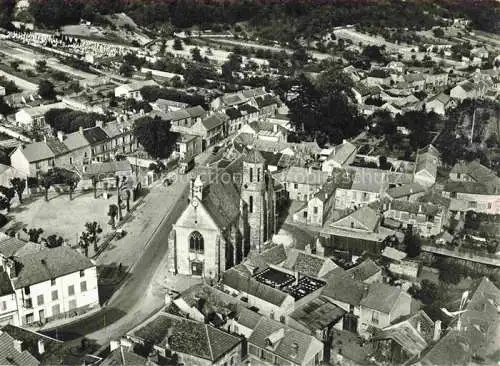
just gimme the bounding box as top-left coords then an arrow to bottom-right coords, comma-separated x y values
0,69 -> 38,91
358,307 -> 391,336
15,266 -> 99,325
0,293 -> 19,326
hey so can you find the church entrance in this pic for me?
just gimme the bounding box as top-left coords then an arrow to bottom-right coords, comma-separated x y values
191,260 -> 203,276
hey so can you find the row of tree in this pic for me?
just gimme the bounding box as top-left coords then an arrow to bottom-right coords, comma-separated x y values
44,108 -> 108,134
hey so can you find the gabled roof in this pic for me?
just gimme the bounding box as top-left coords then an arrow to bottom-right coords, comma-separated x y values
248,318 -> 323,365
347,259 -> 381,282
63,130 -> 90,151
185,105 -> 206,119
0,272 -> 14,297
101,346 -> 149,366
386,182 -> 425,199
386,199 -> 442,217
332,206 -> 380,232
0,331 -> 40,366
82,127 -> 108,144
16,142 -> 55,163
246,244 -> 287,271
17,102 -> 66,118
327,141 -> 357,165
118,79 -> 158,92
201,175 -> 241,229
428,92 -> 451,105
0,234 -> 42,257
83,160 -> 132,176
243,148 -> 265,164
222,268 -> 291,307
45,138 -> 68,156
282,249 -> 333,278
450,160 -> 499,184
11,246 -> 95,289
255,94 -> 278,108
381,246 -> 407,261
201,114 -> 226,130
129,312 -> 241,362
289,297 -> 345,334
321,271 -> 366,306
272,166 -> 330,185
360,282 -> 408,314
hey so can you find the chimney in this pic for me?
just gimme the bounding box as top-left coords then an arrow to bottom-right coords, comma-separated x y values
37,339 -> 45,355
57,131 -> 65,142
273,124 -> 277,133
79,126 -> 84,135
418,204 -> 422,213
165,328 -> 173,350
433,320 -> 442,341
416,320 -> 421,334
13,339 -> 23,353
294,271 -> 300,285
43,136 -> 47,142
95,120 -> 103,128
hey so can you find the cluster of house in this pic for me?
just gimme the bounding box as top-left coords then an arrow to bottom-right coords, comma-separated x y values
348,61 -> 498,117
0,233 -> 99,328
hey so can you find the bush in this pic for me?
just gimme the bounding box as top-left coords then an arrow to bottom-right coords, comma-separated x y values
409,280 -> 439,305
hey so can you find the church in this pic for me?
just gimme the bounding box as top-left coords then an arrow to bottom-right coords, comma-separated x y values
168,149 -> 278,279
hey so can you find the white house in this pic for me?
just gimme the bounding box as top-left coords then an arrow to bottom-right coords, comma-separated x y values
114,80 -> 159,101
0,272 -> 18,326
15,102 -> 67,130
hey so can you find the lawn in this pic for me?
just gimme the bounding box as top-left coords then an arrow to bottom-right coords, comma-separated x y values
4,191 -> 117,247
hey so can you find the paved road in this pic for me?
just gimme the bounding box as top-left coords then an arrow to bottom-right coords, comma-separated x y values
42,148 -> 215,346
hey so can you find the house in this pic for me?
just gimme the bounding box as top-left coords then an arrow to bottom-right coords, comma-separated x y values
413,145 -> 440,188
470,46 -> 489,59
351,83 -> 381,104
248,317 -> 324,366
386,61 -> 405,73
335,168 -> 389,209
190,113 -> 228,149
403,74 -> 426,92
282,249 -> 339,279
321,140 -> 357,172
151,98 -> 188,113
0,246 -> 99,326
15,102 -> 67,130
254,94 -> 280,117
0,272 -> 17,326
385,182 -> 426,201
102,339 -> 155,366
365,70 -> 392,87
9,141 -> 57,178
423,72 -> 449,88
80,160 -> 134,191
175,133 -> 202,160
210,87 -> 267,110
425,93 -> 454,115
114,80 -> 159,101
414,277 -> 500,365
161,105 -> 207,128
371,310 -> 437,365
382,246 -> 420,280
272,167 -> 331,201
127,311 -> 243,366
320,206 -> 395,255
292,181 -> 337,226
443,160 -> 500,214
358,283 -> 412,337
168,151 -> 277,278
347,258 -> 382,284
450,79 -> 490,100
381,199 -> 447,237
100,120 -> 138,158
240,120 -> 288,143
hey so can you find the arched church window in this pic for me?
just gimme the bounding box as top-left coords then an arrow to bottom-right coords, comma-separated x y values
189,231 -> 204,253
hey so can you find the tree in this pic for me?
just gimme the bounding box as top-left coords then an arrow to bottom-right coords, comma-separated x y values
404,228 -> 421,258
0,186 -> 15,212
39,173 -> 53,201
133,116 -> 179,158
173,38 -> 183,50
191,47 -> 203,62
362,45 -> 385,63
119,62 -> 134,77
438,261 -> 462,284
409,280 -> 439,305
10,178 -> 26,204
378,156 -> 392,170
107,204 -> 118,229
35,60 -> 47,73
44,234 -> 64,248
65,173 -> 79,200
84,221 -> 102,254
23,227 -> 44,243
38,80 -> 56,100
10,60 -> 20,71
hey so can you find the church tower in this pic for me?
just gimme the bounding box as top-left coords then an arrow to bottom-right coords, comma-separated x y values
241,148 -> 270,253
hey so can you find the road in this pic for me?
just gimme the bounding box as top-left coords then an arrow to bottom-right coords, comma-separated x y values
42,148 -> 215,346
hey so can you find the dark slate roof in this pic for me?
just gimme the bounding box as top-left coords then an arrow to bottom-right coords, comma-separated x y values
0,236 -> 42,257
255,94 -> 278,108
225,107 -> 242,119
444,180 -> 499,195
11,246 -> 95,289
101,347 -> 148,366
201,114 -> 226,130
387,199 -> 441,217
243,149 -> 265,164
259,151 -> 283,167
283,250 -> 327,278
202,178 -> 241,229
83,127 -> 108,144
45,138 -> 69,156
239,103 -> 259,114
18,142 -> 55,163
246,244 -> 287,271
130,313 -> 241,362
0,272 -> 14,297
222,268 -> 290,306
248,318 -> 321,365
185,105 -> 207,119
321,271 -> 366,306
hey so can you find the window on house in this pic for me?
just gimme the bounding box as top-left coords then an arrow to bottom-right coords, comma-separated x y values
488,203 -> 492,209
250,168 -> 253,182
69,157 -> 73,165
24,287 -> 30,295
1,301 -> 6,311
257,168 -> 261,182
80,270 -> 85,277
371,311 -> 379,324
80,281 -> 87,292
37,295 -> 44,306
294,183 -> 298,189
24,299 -> 32,309
52,290 -> 58,301
303,211 -> 307,218
189,231 -> 204,253
52,304 -> 60,316
249,196 -> 253,213
51,279 -> 56,286
25,313 -> 34,324
469,201 -> 477,208
68,285 -> 75,296
313,206 -> 318,214
68,299 -> 77,310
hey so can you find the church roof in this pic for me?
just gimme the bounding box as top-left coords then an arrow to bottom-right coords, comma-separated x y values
244,148 -> 265,164
202,177 -> 241,229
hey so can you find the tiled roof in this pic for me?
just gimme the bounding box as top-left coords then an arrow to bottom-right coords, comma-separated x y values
201,114 -> 226,130
246,244 -> 287,270
201,176 -> 241,229
45,138 -> 69,156
360,283 -> 407,313
225,107 -> 241,119
450,160 -> 499,184
282,250 -> 328,277
185,105 -> 206,119
248,317 -> 322,365
255,94 -> 278,108
444,180 -> 499,195
0,234 -> 43,257
289,297 -> 345,333
102,121 -> 125,138
387,199 -> 441,216
259,151 -> 283,167
328,141 -> 357,165
101,347 -> 148,366
347,259 -> 381,282
120,79 -> 158,92
241,87 -> 267,99
62,131 -> 90,151
0,272 -> 14,297
321,271 -> 366,306
11,246 -> 95,289
130,312 -> 241,362
0,331 -> 40,366
18,142 -> 55,163
83,160 -> 132,176
272,166 -> 330,185
333,206 -> 380,232
243,148 -> 265,164
381,246 -> 407,261
386,182 -> 425,199
83,127 -> 108,144
222,268 -> 290,306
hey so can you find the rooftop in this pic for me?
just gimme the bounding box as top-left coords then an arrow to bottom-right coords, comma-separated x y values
289,297 -> 345,334
360,282 -> 408,314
